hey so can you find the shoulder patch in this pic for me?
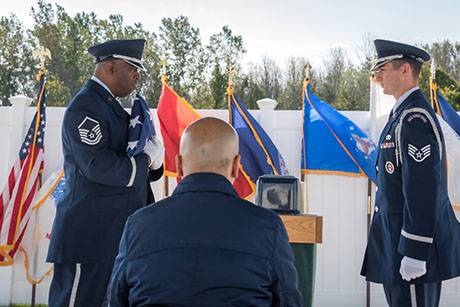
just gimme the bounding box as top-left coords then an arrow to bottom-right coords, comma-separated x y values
406,112 -> 428,123
395,107 -> 443,164
78,116 -> 102,145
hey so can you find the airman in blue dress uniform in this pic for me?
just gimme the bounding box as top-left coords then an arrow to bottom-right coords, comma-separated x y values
47,39 -> 164,307
361,39 -> 460,306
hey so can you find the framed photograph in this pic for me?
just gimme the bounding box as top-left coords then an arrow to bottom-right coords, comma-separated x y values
255,175 -> 300,215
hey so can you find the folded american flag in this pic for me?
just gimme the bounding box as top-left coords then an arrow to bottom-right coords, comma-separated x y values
127,94 -> 155,157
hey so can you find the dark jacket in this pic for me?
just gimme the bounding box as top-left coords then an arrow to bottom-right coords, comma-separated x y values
361,89 -> 460,284
47,80 -> 162,264
108,172 -> 303,306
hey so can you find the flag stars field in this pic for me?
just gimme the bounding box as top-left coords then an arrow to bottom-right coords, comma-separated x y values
130,115 -> 142,128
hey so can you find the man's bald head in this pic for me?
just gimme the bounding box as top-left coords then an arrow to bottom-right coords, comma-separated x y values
176,117 -> 240,182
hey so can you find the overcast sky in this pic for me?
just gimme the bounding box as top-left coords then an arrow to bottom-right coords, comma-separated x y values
2,0 -> 459,68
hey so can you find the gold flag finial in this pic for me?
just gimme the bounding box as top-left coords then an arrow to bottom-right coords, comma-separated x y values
32,48 -> 51,78
160,54 -> 168,82
304,62 -> 312,81
303,62 -> 312,88
226,64 -> 235,96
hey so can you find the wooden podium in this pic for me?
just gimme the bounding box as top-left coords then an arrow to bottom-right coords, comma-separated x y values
280,214 -> 323,243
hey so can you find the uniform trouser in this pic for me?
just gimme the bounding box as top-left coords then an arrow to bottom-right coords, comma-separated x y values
49,262 -> 114,307
383,282 -> 442,307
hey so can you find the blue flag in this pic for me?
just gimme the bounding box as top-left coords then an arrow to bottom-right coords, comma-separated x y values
301,81 -> 377,183
431,81 -> 460,137
127,94 -> 155,157
229,92 -> 288,185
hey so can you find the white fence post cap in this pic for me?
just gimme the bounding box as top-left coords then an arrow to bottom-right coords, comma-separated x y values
9,95 -> 33,107
256,98 -> 278,110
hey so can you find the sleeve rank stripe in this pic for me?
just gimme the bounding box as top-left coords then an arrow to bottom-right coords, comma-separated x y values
127,156 -> 136,187
401,229 -> 434,244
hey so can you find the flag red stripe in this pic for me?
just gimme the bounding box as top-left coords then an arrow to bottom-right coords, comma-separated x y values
0,219 -> 28,262
8,166 -> 17,197
7,149 -> 42,244
0,197 -> 4,230
7,155 -> 33,241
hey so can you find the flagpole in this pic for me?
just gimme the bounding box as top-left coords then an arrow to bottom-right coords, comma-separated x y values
226,64 -> 235,121
158,55 -> 171,199
366,74 -> 381,307
366,76 -> 374,307
430,59 -> 439,113
301,64 -> 311,213
366,179 -> 372,307
431,58 -> 436,83
30,48 -> 50,307
31,72 -> 45,307
163,176 -> 169,198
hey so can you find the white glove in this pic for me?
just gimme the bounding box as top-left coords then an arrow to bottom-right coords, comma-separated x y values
143,137 -> 164,170
399,256 -> 426,281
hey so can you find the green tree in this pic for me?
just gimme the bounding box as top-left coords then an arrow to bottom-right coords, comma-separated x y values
0,14 -> 35,106
260,56 -> 283,101
206,25 -> 246,109
317,47 -> 347,107
233,58 -> 282,110
158,16 -> 206,103
30,0 -> 161,107
234,65 -> 265,110
433,67 -> 460,110
418,63 -> 460,111
426,40 -> 460,81
335,66 -> 370,110
422,40 -> 460,110
30,1 -> 99,106
278,57 -> 310,110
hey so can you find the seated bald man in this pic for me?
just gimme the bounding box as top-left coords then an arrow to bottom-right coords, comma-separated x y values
108,117 -> 303,306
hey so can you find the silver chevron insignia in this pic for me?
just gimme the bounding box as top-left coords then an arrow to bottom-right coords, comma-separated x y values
408,144 -> 431,162
78,116 -> 102,145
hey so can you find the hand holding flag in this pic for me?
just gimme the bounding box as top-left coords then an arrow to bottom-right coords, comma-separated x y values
127,94 -> 163,169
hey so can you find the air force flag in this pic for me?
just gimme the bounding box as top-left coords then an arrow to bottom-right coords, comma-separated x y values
301,80 -> 377,182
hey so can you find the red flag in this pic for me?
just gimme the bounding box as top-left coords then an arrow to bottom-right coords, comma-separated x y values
157,81 -> 201,177
157,80 -> 255,199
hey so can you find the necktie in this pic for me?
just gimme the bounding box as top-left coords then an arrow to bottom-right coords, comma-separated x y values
388,109 -> 394,121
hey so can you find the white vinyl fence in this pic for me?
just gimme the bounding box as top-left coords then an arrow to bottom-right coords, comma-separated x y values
0,95 -> 459,306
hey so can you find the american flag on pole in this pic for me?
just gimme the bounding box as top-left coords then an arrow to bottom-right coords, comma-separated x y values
0,73 -> 46,265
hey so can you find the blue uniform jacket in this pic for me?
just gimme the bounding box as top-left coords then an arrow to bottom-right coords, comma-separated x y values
47,80 -> 162,264
361,89 -> 460,284
108,173 -> 303,306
